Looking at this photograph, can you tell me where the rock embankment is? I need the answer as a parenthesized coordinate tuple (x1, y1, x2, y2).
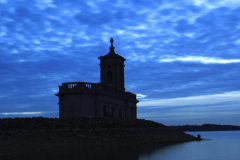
(0, 117, 198, 154)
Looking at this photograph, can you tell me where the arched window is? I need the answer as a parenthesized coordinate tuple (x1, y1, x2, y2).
(107, 71, 112, 84)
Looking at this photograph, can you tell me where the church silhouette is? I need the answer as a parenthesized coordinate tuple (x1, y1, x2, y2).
(56, 38, 138, 119)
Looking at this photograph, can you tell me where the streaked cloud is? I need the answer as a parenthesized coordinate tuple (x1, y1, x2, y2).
(136, 94, 147, 99)
(138, 91, 240, 107)
(1, 112, 43, 115)
(137, 91, 240, 125)
(159, 56, 240, 64)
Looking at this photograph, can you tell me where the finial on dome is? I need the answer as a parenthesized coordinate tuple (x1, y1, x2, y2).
(110, 38, 114, 46)
(108, 38, 115, 55)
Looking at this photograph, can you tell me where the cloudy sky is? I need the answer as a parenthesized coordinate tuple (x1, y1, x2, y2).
(0, 0, 239, 126)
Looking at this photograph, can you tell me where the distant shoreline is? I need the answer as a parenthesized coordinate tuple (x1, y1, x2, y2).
(169, 124, 240, 132)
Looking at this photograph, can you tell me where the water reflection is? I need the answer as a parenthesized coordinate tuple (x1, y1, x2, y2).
(1, 143, 172, 160)
(3, 131, 239, 160)
(140, 131, 240, 160)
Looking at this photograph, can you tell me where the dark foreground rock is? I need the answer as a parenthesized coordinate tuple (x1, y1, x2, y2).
(0, 117, 198, 155)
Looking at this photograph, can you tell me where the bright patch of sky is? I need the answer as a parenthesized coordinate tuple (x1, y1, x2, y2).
(159, 56, 240, 64)
(192, 0, 240, 9)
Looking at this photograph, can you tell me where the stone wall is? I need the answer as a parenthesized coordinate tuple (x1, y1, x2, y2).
(56, 82, 138, 119)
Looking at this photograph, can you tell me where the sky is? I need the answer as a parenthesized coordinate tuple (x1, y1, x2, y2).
(0, 0, 239, 126)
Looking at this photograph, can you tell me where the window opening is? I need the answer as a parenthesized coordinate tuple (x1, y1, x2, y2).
(107, 71, 112, 84)
(112, 107, 114, 117)
(119, 109, 122, 118)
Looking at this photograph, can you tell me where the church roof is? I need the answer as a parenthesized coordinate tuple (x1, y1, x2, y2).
(98, 38, 126, 61)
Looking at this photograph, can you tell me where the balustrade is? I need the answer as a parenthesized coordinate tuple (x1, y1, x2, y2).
(59, 82, 136, 100)
(68, 83, 77, 89)
(60, 82, 97, 92)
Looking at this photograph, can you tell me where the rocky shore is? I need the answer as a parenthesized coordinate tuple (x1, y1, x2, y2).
(0, 117, 199, 155)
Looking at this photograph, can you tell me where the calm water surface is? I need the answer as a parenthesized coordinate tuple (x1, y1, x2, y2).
(2, 130, 240, 160)
(139, 130, 240, 160)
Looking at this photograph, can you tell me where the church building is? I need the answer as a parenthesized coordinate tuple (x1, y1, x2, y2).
(55, 38, 138, 119)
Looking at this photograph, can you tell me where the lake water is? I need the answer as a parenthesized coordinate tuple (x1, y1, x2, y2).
(1, 130, 240, 160)
(140, 130, 240, 160)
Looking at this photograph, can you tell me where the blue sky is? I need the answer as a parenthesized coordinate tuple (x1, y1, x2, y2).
(0, 0, 239, 126)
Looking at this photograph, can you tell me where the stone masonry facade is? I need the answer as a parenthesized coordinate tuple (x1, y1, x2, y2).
(55, 38, 138, 119)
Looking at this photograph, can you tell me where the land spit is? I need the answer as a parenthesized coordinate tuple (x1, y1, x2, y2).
(0, 117, 199, 155)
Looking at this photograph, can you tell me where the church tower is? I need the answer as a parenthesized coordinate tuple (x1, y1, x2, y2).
(98, 38, 126, 91)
